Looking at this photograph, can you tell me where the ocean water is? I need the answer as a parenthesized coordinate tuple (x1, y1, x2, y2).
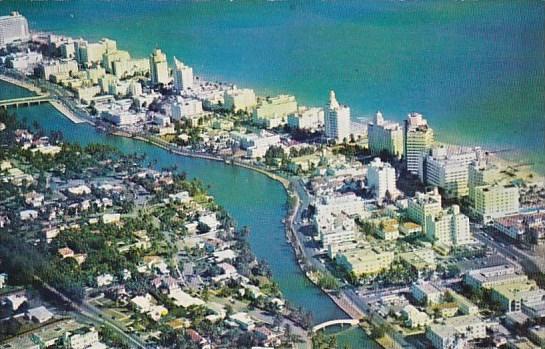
(0, 0, 542, 170)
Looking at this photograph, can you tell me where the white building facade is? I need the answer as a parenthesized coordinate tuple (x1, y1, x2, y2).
(426, 205, 471, 246)
(149, 48, 169, 86)
(0, 12, 29, 47)
(173, 57, 193, 91)
(420, 145, 478, 199)
(367, 111, 404, 159)
(324, 90, 351, 142)
(404, 112, 434, 175)
(366, 157, 398, 201)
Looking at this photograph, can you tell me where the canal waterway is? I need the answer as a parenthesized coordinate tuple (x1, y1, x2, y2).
(2, 82, 377, 347)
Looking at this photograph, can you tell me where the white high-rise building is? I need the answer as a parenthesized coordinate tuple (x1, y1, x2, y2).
(420, 145, 478, 199)
(173, 57, 193, 92)
(324, 90, 351, 142)
(0, 12, 29, 47)
(405, 112, 434, 175)
(426, 205, 471, 246)
(149, 48, 169, 86)
(77, 38, 116, 66)
(366, 157, 398, 201)
(367, 111, 404, 159)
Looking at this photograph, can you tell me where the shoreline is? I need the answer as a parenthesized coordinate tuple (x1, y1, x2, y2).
(0, 74, 42, 95)
(3, 73, 541, 337)
(4, 69, 540, 347)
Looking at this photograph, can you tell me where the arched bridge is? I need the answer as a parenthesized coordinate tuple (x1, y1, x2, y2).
(312, 319, 360, 332)
(0, 95, 52, 109)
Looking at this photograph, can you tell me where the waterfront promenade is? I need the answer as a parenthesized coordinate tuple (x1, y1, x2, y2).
(0, 74, 42, 94)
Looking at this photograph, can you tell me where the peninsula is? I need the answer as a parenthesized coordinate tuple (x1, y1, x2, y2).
(1, 11, 545, 349)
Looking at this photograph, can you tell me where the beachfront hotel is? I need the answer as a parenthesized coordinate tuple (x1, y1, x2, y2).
(173, 57, 193, 92)
(77, 38, 117, 67)
(252, 95, 298, 129)
(324, 90, 351, 142)
(149, 48, 169, 86)
(287, 106, 324, 131)
(223, 87, 257, 113)
(0, 12, 29, 47)
(419, 145, 478, 199)
(473, 183, 520, 224)
(404, 112, 434, 175)
(367, 111, 404, 159)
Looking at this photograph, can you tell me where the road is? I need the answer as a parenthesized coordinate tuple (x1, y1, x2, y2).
(473, 226, 545, 274)
(35, 277, 148, 349)
(291, 178, 328, 273)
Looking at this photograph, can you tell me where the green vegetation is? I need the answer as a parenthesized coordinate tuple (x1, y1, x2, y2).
(264, 145, 287, 166)
(312, 331, 338, 349)
(317, 272, 340, 291)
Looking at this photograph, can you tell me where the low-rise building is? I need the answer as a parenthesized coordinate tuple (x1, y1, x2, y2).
(426, 315, 487, 349)
(399, 248, 436, 273)
(67, 327, 103, 349)
(287, 106, 324, 131)
(252, 95, 297, 129)
(223, 87, 256, 112)
(335, 247, 394, 276)
(464, 264, 528, 290)
(171, 99, 204, 122)
(229, 312, 256, 331)
(493, 212, 545, 242)
(37, 59, 79, 81)
(376, 219, 400, 241)
(402, 304, 431, 328)
(528, 327, 545, 348)
(411, 281, 443, 305)
(230, 130, 281, 159)
(448, 291, 479, 315)
(0, 319, 85, 349)
(26, 306, 54, 323)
